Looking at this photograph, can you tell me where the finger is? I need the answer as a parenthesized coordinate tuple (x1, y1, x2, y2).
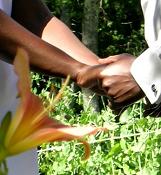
(102, 76, 130, 97)
(102, 75, 128, 88)
(105, 87, 144, 114)
(114, 82, 141, 99)
(114, 88, 144, 107)
(106, 81, 135, 98)
(102, 76, 143, 105)
(76, 64, 106, 88)
(98, 55, 121, 64)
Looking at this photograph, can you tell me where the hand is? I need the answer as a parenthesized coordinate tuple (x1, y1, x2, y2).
(76, 54, 134, 91)
(99, 54, 145, 112)
(99, 53, 135, 76)
(76, 64, 107, 95)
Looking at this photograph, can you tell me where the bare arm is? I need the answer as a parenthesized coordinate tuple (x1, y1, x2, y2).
(0, 0, 108, 93)
(41, 17, 99, 65)
(0, 9, 84, 81)
(11, 0, 99, 65)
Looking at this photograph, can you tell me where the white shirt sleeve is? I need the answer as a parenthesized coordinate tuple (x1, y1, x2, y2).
(133, 0, 161, 104)
(130, 44, 161, 104)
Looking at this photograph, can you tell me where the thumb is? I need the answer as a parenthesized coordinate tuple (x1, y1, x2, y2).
(98, 56, 120, 64)
(76, 64, 106, 88)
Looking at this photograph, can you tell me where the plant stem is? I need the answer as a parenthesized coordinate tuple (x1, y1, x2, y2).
(0, 148, 7, 163)
(0, 160, 8, 175)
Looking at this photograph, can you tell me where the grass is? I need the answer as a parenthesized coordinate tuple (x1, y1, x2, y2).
(34, 78, 161, 175)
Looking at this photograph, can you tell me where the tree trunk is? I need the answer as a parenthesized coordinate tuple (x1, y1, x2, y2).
(82, 0, 100, 112)
(60, 2, 81, 113)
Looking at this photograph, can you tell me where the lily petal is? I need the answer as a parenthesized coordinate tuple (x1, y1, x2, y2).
(5, 48, 31, 144)
(8, 126, 104, 160)
(4, 48, 107, 161)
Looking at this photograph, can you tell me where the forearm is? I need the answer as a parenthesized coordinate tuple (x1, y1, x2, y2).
(0, 10, 85, 81)
(41, 17, 99, 65)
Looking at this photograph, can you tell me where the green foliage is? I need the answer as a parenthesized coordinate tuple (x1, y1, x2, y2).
(0, 112, 11, 145)
(44, 0, 147, 56)
(30, 0, 161, 174)
(98, 0, 147, 57)
(37, 84, 161, 174)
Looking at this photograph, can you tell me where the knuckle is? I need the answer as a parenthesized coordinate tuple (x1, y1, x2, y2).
(107, 89, 115, 97)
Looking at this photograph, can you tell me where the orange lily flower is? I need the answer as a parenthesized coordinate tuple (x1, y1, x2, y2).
(0, 48, 105, 163)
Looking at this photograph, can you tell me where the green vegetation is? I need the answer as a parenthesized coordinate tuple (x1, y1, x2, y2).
(31, 0, 161, 174)
(36, 84, 161, 175)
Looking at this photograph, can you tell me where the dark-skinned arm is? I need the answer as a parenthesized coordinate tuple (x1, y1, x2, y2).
(0, 0, 107, 91)
(0, 8, 84, 80)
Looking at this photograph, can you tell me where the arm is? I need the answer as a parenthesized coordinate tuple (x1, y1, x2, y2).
(41, 17, 99, 65)
(0, 9, 83, 80)
(0, 0, 107, 93)
(12, 0, 99, 66)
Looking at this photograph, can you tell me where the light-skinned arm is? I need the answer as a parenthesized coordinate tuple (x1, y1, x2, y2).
(12, 0, 99, 66)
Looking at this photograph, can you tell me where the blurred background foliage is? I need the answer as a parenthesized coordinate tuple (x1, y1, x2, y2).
(43, 0, 147, 56)
(31, 1, 161, 175)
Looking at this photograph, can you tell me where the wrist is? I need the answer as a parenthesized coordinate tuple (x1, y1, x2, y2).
(71, 63, 88, 84)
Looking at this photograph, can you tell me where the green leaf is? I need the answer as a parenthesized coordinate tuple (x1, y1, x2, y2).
(107, 143, 122, 159)
(0, 112, 12, 144)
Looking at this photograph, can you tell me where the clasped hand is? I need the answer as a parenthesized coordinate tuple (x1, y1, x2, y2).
(77, 53, 145, 116)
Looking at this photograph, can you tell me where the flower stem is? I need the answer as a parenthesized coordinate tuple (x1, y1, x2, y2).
(0, 160, 8, 175)
(0, 146, 7, 163)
